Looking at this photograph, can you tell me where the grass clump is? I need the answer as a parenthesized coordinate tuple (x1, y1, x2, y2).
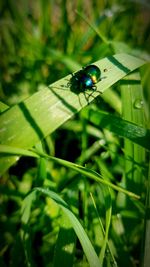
(0, 1, 150, 267)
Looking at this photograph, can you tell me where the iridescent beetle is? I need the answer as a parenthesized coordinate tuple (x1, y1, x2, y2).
(69, 65, 101, 92)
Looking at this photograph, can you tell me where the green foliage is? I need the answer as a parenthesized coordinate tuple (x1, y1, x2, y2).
(0, 1, 150, 267)
(0, 54, 146, 174)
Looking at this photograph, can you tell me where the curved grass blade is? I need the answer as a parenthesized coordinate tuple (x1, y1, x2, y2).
(34, 187, 102, 267)
(0, 145, 140, 200)
(0, 54, 146, 174)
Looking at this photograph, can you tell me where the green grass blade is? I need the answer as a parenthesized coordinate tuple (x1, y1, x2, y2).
(0, 145, 140, 199)
(21, 191, 37, 267)
(0, 145, 39, 158)
(34, 187, 102, 267)
(76, 10, 108, 44)
(119, 72, 147, 266)
(90, 193, 117, 267)
(0, 101, 9, 113)
(82, 108, 150, 150)
(142, 160, 150, 267)
(98, 185, 112, 265)
(116, 71, 146, 210)
(0, 54, 146, 174)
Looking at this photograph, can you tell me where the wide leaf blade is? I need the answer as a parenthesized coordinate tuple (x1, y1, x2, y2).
(0, 54, 146, 174)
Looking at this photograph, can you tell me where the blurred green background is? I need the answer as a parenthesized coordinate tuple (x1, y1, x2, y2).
(1, 0, 150, 105)
(0, 1, 150, 267)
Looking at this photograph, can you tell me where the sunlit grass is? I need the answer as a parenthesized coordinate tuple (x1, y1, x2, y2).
(0, 1, 149, 267)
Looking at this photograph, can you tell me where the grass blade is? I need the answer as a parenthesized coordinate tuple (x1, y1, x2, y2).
(0, 54, 146, 174)
(34, 187, 102, 267)
(0, 145, 140, 199)
(21, 191, 37, 267)
(82, 108, 150, 150)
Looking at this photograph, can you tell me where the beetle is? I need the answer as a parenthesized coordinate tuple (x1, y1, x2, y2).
(69, 64, 101, 92)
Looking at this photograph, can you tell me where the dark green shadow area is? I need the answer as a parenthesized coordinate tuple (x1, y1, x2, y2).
(19, 102, 45, 140)
(108, 55, 131, 73)
(120, 79, 141, 85)
(49, 86, 79, 113)
(53, 227, 76, 267)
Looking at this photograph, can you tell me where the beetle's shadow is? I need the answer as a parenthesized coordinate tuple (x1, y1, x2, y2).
(50, 70, 103, 107)
(52, 75, 89, 106)
(66, 73, 103, 105)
